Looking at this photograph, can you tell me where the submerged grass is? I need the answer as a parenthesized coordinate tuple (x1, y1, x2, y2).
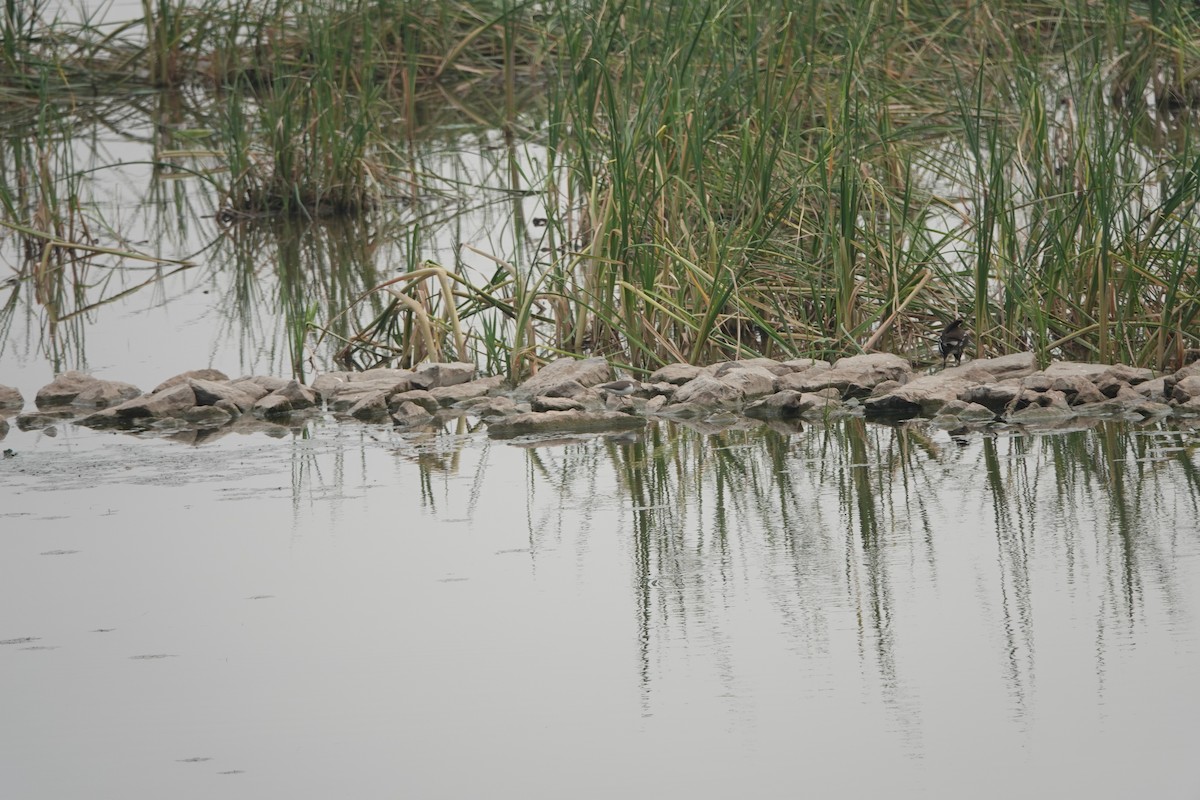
(2, 0, 1200, 376)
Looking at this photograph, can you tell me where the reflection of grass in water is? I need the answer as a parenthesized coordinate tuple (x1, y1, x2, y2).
(467, 417, 1198, 714)
(3, 0, 1200, 374)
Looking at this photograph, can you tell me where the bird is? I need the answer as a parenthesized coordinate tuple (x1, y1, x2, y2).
(596, 379, 639, 398)
(939, 319, 970, 368)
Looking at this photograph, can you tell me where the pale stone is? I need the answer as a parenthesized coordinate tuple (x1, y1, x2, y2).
(415, 361, 476, 388)
(0, 384, 22, 410)
(487, 409, 646, 438)
(114, 383, 197, 419)
(152, 369, 229, 393)
(647, 363, 705, 385)
(515, 357, 613, 398)
(35, 371, 99, 407)
(71, 380, 142, 409)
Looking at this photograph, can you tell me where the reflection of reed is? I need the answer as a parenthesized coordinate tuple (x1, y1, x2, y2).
(470, 418, 1200, 740)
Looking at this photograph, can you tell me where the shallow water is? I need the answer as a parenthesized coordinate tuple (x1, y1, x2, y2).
(3, 416, 1199, 798)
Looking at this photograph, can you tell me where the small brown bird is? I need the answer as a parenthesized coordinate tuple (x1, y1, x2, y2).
(939, 319, 970, 368)
(597, 379, 639, 397)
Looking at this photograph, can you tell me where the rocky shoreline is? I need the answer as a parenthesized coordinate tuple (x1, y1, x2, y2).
(3, 352, 1200, 444)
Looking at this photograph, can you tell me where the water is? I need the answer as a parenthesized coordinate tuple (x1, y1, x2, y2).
(3, 417, 1199, 798)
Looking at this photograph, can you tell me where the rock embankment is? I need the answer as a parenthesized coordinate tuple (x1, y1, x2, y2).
(3, 352, 1199, 442)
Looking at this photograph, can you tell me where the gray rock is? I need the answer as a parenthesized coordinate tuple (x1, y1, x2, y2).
(648, 363, 706, 385)
(347, 390, 390, 422)
(1048, 375, 1107, 405)
(533, 395, 586, 412)
(0, 384, 25, 410)
(189, 378, 259, 412)
(71, 380, 142, 409)
(535, 379, 591, 399)
(1041, 361, 1109, 382)
(431, 375, 505, 407)
(463, 396, 522, 418)
(945, 352, 1036, 381)
(273, 380, 318, 409)
(714, 365, 777, 399)
(779, 358, 831, 374)
(960, 383, 1026, 413)
(390, 390, 441, 414)
(1171, 375, 1200, 403)
(931, 400, 997, 423)
(152, 369, 229, 393)
(711, 358, 790, 377)
(1134, 377, 1168, 401)
(182, 405, 234, 426)
(391, 401, 434, 426)
(644, 395, 668, 413)
(514, 357, 613, 398)
(227, 380, 271, 401)
(779, 352, 911, 398)
(672, 374, 746, 406)
(416, 361, 476, 388)
(863, 372, 976, 416)
(487, 409, 646, 438)
(1102, 364, 1153, 386)
(313, 368, 429, 403)
(237, 375, 291, 393)
(35, 371, 99, 407)
(254, 394, 294, 417)
(746, 390, 835, 419)
(114, 383, 198, 419)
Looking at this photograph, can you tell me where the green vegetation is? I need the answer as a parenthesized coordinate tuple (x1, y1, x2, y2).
(2, 0, 1199, 378)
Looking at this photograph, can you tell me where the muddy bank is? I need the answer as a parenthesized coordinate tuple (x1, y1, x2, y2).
(3, 352, 1199, 444)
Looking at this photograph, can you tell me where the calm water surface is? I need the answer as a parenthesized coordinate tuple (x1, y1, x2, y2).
(2, 416, 1198, 798)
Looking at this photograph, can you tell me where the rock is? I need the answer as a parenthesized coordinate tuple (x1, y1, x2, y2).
(644, 395, 668, 413)
(746, 390, 833, 419)
(532, 396, 586, 412)
(189, 378, 259, 412)
(416, 361, 476, 388)
(672, 374, 746, 406)
(711, 358, 790, 377)
(960, 383, 1026, 413)
(648, 363, 706, 385)
(72, 380, 142, 409)
(0, 416, 8, 439)
(431, 375, 505, 407)
(1103, 364, 1153, 386)
(390, 390, 441, 414)
(863, 372, 976, 417)
(514, 357, 612, 398)
(1134, 377, 1168, 402)
(347, 390, 390, 422)
(931, 400, 997, 423)
(1041, 361, 1109, 382)
(946, 352, 1036, 381)
(463, 396, 522, 418)
(181, 405, 234, 426)
(0, 384, 24, 410)
(714, 365, 777, 399)
(152, 369, 229, 393)
(272, 380, 318, 409)
(487, 409, 646, 438)
(113, 383, 197, 419)
(1171, 375, 1200, 403)
(35, 371, 100, 407)
(238, 375, 291, 393)
(313, 368, 429, 404)
(535, 379, 592, 399)
(1048, 375, 1107, 405)
(779, 358, 832, 374)
(778, 352, 911, 398)
(391, 401, 434, 426)
(254, 394, 294, 418)
(227, 380, 270, 401)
